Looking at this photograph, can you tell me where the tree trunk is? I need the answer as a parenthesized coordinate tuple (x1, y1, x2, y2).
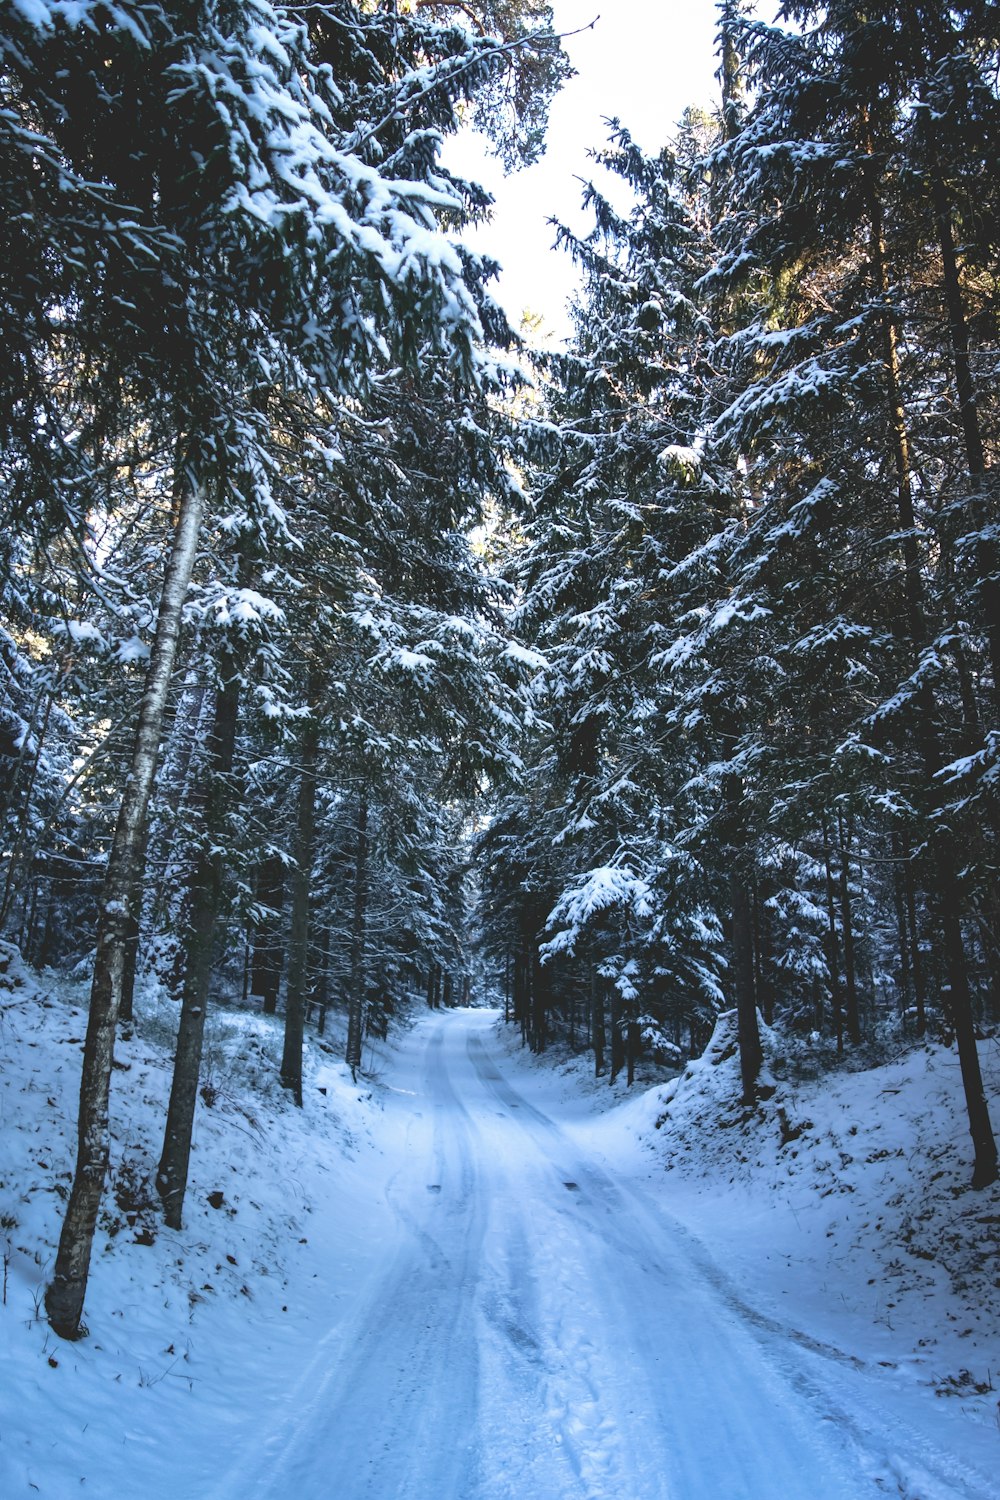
(251, 853, 285, 1015)
(530, 945, 545, 1052)
(752, 884, 773, 1026)
(156, 658, 240, 1228)
(720, 752, 761, 1101)
(730, 866, 761, 1103)
(865, 143, 997, 1184)
(516, 937, 529, 1045)
(590, 970, 605, 1077)
(344, 794, 369, 1079)
(939, 888, 998, 1188)
(626, 1013, 639, 1086)
(0, 683, 56, 928)
(609, 988, 625, 1083)
(928, 155, 1000, 712)
(891, 832, 914, 1027)
(313, 924, 330, 1036)
(46, 464, 205, 1340)
(145, 675, 211, 929)
(838, 814, 861, 1047)
(279, 682, 321, 1106)
(117, 875, 143, 1031)
(904, 856, 927, 1039)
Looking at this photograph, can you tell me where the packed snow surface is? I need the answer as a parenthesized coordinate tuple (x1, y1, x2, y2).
(1, 983, 998, 1498)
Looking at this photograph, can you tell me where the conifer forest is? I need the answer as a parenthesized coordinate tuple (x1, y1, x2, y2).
(1, 3, 999, 1497)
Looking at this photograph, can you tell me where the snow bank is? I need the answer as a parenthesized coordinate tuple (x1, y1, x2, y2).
(0, 943, 401, 1497)
(586, 1011, 1000, 1429)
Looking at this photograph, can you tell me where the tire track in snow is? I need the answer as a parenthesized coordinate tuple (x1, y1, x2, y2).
(210, 1014, 998, 1500)
(210, 1021, 488, 1500)
(464, 1022, 999, 1500)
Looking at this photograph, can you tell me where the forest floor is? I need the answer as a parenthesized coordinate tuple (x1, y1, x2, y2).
(1, 950, 998, 1499)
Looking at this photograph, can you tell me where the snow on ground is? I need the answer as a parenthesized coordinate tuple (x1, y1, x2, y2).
(500, 1013, 1000, 1451)
(2, 947, 999, 1500)
(0, 941, 401, 1498)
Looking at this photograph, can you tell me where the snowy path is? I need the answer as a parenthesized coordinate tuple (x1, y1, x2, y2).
(213, 1011, 998, 1500)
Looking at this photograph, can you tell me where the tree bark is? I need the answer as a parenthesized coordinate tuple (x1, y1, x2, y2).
(609, 986, 624, 1083)
(626, 1013, 639, 1086)
(156, 657, 240, 1228)
(730, 866, 762, 1103)
(865, 141, 997, 1184)
(590, 969, 605, 1077)
(927, 154, 1000, 713)
(117, 875, 143, 1031)
(752, 885, 773, 1026)
(280, 686, 321, 1105)
(904, 855, 927, 1039)
(939, 889, 998, 1188)
(530, 944, 545, 1053)
(823, 833, 846, 1058)
(838, 814, 861, 1047)
(45, 464, 205, 1340)
(345, 794, 369, 1079)
(251, 853, 285, 1014)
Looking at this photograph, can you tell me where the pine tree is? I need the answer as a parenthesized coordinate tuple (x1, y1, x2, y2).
(28, 0, 539, 1337)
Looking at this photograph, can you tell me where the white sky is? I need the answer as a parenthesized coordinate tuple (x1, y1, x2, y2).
(445, 1, 723, 342)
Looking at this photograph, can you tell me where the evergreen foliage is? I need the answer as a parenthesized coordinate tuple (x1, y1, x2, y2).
(0, 0, 997, 1345)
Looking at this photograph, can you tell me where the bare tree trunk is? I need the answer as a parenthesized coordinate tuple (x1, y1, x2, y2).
(752, 885, 773, 1025)
(590, 970, 604, 1077)
(531, 945, 545, 1053)
(928, 155, 1000, 711)
(313, 925, 330, 1036)
(145, 675, 211, 929)
(280, 685, 321, 1106)
(891, 832, 913, 1028)
(251, 853, 285, 1015)
(626, 1012, 639, 1086)
(730, 866, 761, 1102)
(344, 795, 369, 1079)
(939, 891, 998, 1187)
(864, 143, 996, 1184)
(0, 682, 56, 929)
(117, 875, 143, 1031)
(904, 856, 927, 1038)
(609, 986, 624, 1083)
(838, 814, 861, 1047)
(46, 465, 205, 1340)
(823, 836, 845, 1056)
(157, 658, 240, 1228)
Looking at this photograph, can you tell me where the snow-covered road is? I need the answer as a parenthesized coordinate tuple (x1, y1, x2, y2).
(212, 1010, 999, 1500)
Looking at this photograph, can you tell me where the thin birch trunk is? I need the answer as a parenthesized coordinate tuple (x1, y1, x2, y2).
(46, 466, 205, 1340)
